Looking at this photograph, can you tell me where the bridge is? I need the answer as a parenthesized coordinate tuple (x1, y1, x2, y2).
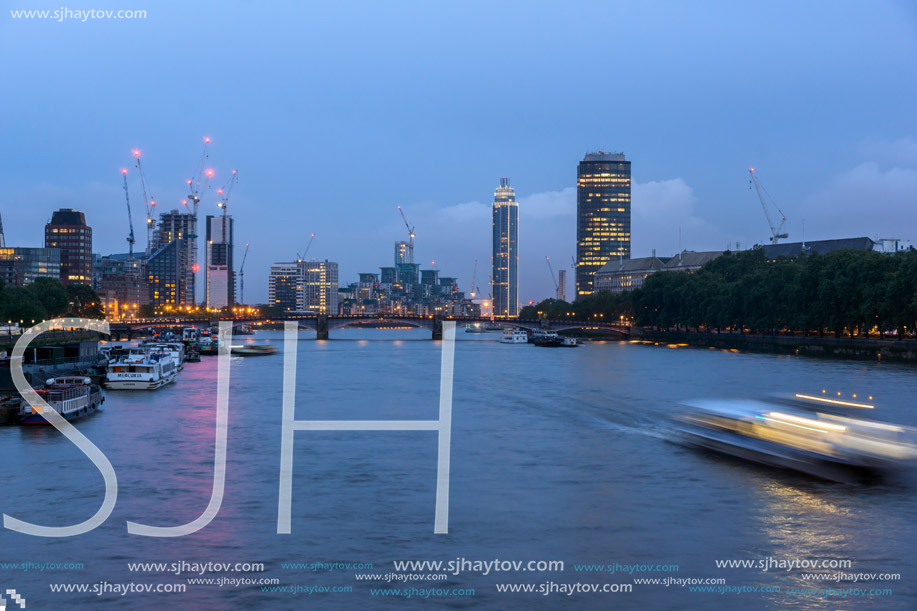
(108, 315, 630, 340)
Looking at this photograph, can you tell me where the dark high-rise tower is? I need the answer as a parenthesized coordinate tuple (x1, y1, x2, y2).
(45, 208, 92, 285)
(576, 152, 631, 296)
(492, 177, 518, 317)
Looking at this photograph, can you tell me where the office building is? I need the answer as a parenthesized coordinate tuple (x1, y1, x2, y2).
(147, 241, 186, 308)
(492, 177, 519, 317)
(205, 214, 234, 309)
(45, 208, 92, 285)
(576, 152, 631, 296)
(0, 247, 61, 287)
(557, 268, 567, 302)
(95, 254, 149, 318)
(153, 209, 197, 306)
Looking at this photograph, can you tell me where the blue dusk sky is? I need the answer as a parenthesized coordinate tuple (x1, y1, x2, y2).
(1, 1, 915, 303)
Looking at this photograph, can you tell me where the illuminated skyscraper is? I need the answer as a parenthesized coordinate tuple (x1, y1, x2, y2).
(576, 152, 631, 296)
(492, 177, 518, 317)
(44, 208, 92, 285)
(153, 209, 197, 306)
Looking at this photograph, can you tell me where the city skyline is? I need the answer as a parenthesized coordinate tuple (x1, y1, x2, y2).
(1, 1, 915, 304)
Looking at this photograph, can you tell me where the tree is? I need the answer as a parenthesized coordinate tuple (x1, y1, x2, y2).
(2, 287, 47, 324)
(66, 283, 104, 319)
(25, 277, 68, 318)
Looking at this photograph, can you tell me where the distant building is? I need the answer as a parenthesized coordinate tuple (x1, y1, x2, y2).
(94, 254, 148, 318)
(0, 247, 61, 287)
(492, 177, 518, 317)
(45, 208, 92, 285)
(395, 241, 414, 265)
(557, 268, 567, 302)
(301, 260, 339, 314)
(576, 152, 631, 296)
(268, 262, 301, 313)
(267, 260, 339, 314)
(761, 237, 876, 259)
(873, 238, 911, 254)
(0, 213, 5, 248)
(153, 209, 197, 306)
(595, 256, 666, 293)
(663, 250, 725, 272)
(205, 214, 234, 309)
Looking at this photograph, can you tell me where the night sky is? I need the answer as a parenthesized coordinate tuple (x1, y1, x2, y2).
(1, 1, 915, 303)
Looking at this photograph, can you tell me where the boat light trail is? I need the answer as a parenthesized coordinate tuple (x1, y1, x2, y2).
(795, 393, 874, 409)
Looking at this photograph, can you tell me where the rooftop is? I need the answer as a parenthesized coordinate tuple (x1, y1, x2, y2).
(583, 151, 626, 162)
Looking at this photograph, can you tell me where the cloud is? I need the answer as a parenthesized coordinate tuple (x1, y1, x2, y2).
(801, 160, 917, 241)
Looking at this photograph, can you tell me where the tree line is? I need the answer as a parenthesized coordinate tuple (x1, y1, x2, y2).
(0, 277, 104, 324)
(519, 248, 917, 338)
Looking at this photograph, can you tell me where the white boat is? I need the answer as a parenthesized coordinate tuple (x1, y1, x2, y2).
(465, 323, 484, 334)
(141, 341, 186, 370)
(674, 397, 917, 481)
(105, 352, 178, 390)
(500, 328, 529, 344)
(561, 337, 579, 347)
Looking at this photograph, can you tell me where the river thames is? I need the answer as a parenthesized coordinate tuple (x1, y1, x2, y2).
(1, 329, 915, 610)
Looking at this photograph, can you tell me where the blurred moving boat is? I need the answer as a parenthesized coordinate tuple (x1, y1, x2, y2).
(19, 376, 104, 424)
(673, 395, 917, 481)
(230, 344, 276, 356)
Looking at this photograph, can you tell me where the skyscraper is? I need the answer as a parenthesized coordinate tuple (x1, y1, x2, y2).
(205, 214, 234, 309)
(576, 152, 631, 296)
(45, 208, 92, 285)
(153, 209, 197, 306)
(492, 177, 518, 317)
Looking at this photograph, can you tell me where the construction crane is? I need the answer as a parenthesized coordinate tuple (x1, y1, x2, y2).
(397, 205, 415, 245)
(749, 168, 788, 244)
(545, 256, 560, 300)
(238, 242, 250, 305)
(469, 260, 478, 298)
(121, 169, 136, 256)
(297, 233, 316, 261)
(216, 169, 238, 244)
(186, 136, 213, 218)
(131, 148, 157, 256)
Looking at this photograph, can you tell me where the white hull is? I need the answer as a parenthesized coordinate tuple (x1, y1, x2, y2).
(104, 373, 176, 390)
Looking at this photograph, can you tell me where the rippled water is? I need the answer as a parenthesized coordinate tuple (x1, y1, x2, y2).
(1, 329, 915, 610)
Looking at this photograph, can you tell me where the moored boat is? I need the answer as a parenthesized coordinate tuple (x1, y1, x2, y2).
(500, 328, 529, 344)
(18, 376, 104, 424)
(104, 352, 177, 390)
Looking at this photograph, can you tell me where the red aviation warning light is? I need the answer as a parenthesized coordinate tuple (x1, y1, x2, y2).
(121, 168, 128, 175)
(181, 200, 188, 206)
(205, 168, 214, 178)
(132, 149, 141, 157)
(192, 264, 200, 273)
(204, 137, 211, 144)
